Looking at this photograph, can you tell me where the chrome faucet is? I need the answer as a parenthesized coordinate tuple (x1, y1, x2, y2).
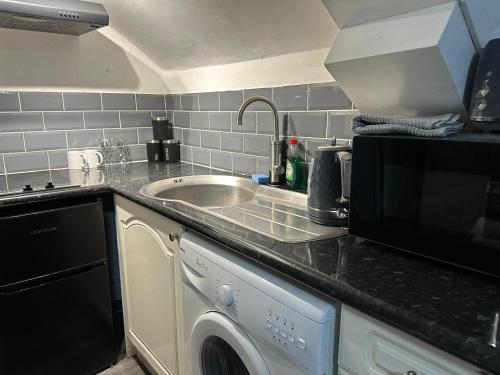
(237, 96, 284, 185)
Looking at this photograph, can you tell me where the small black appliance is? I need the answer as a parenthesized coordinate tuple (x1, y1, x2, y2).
(470, 38, 500, 131)
(307, 139, 352, 226)
(349, 134, 500, 277)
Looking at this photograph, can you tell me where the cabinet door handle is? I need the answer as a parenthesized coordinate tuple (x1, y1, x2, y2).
(169, 232, 180, 242)
(403, 372, 417, 375)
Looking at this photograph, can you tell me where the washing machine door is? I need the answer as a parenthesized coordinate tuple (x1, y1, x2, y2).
(191, 312, 271, 375)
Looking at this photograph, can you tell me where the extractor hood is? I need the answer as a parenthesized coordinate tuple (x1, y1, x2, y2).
(0, 0, 109, 36)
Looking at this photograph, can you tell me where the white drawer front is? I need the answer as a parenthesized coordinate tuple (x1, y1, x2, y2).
(339, 305, 483, 375)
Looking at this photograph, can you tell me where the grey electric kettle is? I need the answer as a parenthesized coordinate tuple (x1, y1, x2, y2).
(307, 138, 352, 226)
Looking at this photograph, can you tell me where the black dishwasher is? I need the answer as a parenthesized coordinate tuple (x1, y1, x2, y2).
(0, 201, 116, 375)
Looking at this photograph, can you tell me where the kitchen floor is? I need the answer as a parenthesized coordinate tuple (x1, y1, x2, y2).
(97, 357, 149, 375)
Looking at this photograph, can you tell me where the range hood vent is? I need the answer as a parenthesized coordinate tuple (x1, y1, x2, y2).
(0, 0, 109, 36)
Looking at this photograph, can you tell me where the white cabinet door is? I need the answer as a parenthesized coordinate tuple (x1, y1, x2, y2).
(339, 305, 483, 375)
(116, 196, 183, 375)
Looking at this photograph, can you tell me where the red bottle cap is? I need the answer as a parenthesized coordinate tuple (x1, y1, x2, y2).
(289, 137, 298, 145)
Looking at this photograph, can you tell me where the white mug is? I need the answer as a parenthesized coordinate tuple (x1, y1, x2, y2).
(82, 149, 104, 169)
(67, 151, 87, 170)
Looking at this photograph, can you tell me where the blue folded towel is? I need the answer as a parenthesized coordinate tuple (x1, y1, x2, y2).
(352, 113, 464, 138)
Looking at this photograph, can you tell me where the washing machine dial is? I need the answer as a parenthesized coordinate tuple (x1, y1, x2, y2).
(217, 284, 233, 306)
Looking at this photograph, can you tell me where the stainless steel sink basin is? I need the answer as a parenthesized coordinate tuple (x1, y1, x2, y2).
(141, 175, 346, 243)
(140, 175, 258, 208)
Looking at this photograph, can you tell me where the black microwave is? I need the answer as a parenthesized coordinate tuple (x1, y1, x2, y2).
(349, 134, 500, 277)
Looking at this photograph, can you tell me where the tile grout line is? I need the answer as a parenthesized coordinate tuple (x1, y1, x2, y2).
(2, 155, 9, 190)
(17, 92, 22, 111)
(64, 130, 69, 149)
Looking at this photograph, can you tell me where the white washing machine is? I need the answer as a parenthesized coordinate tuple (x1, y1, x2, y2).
(179, 232, 338, 375)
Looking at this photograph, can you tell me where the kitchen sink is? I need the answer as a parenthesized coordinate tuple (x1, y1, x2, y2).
(140, 175, 347, 243)
(141, 175, 258, 208)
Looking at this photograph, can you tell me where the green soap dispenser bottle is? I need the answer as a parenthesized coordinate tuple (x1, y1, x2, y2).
(285, 137, 308, 190)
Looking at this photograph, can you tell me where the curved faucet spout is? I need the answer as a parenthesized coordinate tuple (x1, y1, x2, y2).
(237, 96, 284, 185)
(237, 96, 280, 141)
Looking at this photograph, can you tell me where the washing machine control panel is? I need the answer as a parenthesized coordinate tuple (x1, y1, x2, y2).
(210, 264, 334, 375)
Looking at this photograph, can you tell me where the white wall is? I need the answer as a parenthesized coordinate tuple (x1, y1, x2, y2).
(162, 48, 334, 94)
(0, 27, 166, 93)
(460, 0, 500, 47)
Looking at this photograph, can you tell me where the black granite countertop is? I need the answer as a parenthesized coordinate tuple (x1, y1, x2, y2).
(1, 162, 499, 373)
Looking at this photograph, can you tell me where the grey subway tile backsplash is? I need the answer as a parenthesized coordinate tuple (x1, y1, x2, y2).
(121, 111, 151, 128)
(174, 111, 190, 128)
(102, 93, 136, 110)
(84, 111, 120, 129)
(288, 112, 327, 138)
(0, 84, 354, 177)
(231, 112, 256, 133)
(165, 94, 181, 110)
(256, 112, 287, 136)
(0, 175, 6, 192)
(0, 133, 24, 153)
(63, 93, 101, 111)
(20, 92, 63, 111)
(152, 111, 167, 118)
(48, 150, 69, 169)
(44, 112, 83, 130)
(200, 131, 220, 150)
(0, 113, 43, 132)
(211, 150, 232, 171)
(138, 128, 153, 143)
(0, 92, 20, 111)
(273, 85, 307, 111)
(180, 145, 192, 162)
(192, 147, 210, 166)
(209, 112, 231, 131)
(257, 158, 270, 174)
(129, 144, 147, 161)
(67, 129, 103, 149)
(221, 132, 243, 153)
(182, 129, 201, 147)
(232, 154, 257, 175)
(136, 94, 165, 110)
(164, 82, 354, 175)
(308, 83, 352, 110)
(199, 92, 219, 111)
(25, 131, 66, 151)
(4, 151, 49, 173)
(191, 112, 209, 130)
(220, 91, 243, 111)
(243, 88, 272, 110)
(173, 127, 183, 141)
(181, 94, 198, 111)
(6, 171, 50, 191)
(243, 134, 270, 157)
(327, 112, 356, 140)
(104, 128, 138, 145)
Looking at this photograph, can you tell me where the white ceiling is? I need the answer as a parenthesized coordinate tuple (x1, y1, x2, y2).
(93, 0, 337, 71)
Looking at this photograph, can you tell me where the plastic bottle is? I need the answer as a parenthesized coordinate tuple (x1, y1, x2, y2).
(285, 137, 308, 191)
